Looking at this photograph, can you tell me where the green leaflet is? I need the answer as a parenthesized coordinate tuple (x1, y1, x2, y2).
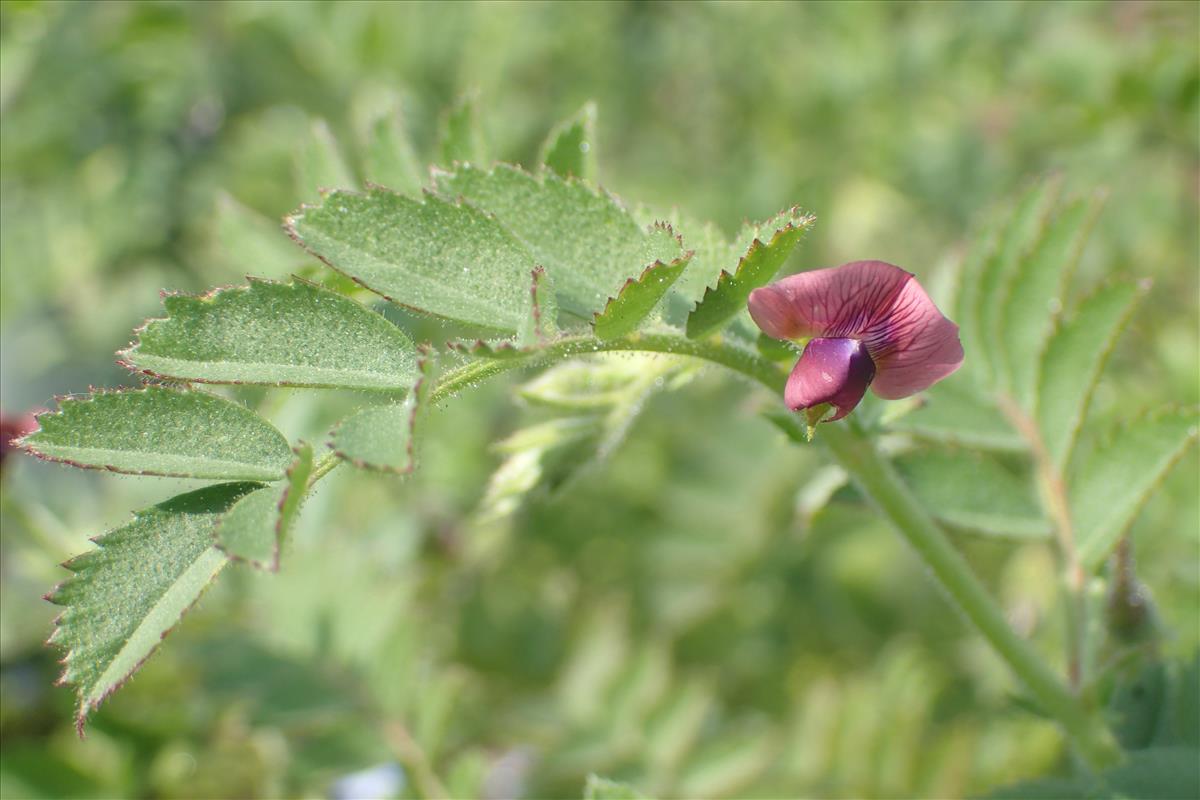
(432, 163, 682, 318)
(21, 387, 292, 481)
(685, 207, 815, 339)
(286, 187, 534, 332)
(885, 376, 1025, 453)
(594, 246, 694, 340)
(332, 356, 434, 473)
(46, 482, 257, 731)
(518, 266, 560, 346)
(986, 747, 1199, 800)
(895, 450, 1051, 539)
(1037, 281, 1147, 470)
(361, 99, 423, 196)
(584, 775, 647, 800)
(998, 194, 1102, 404)
(296, 118, 356, 197)
(214, 443, 313, 571)
(438, 93, 487, 166)
(122, 278, 418, 390)
(1073, 408, 1199, 572)
(972, 178, 1060, 382)
(214, 192, 304, 278)
(541, 101, 598, 182)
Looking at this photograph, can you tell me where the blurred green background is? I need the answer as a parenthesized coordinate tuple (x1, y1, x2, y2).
(1, 2, 1196, 798)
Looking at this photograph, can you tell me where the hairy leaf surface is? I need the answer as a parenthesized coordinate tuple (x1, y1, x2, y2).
(287, 187, 534, 331)
(433, 163, 682, 317)
(214, 443, 313, 571)
(123, 279, 418, 390)
(594, 246, 693, 340)
(685, 207, 814, 339)
(22, 388, 292, 481)
(47, 482, 258, 730)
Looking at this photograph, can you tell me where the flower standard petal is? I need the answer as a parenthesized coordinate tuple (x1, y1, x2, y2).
(747, 260, 912, 341)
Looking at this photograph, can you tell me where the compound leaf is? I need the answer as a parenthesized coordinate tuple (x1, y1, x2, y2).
(541, 101, 598, 182)
(1074, 407, 1199, 572)
(685, 207, 814, 339)
(214, 443, 313, 571)
(21, 387, 292, 481)
(1037, 280, 1148, 470)
(286, 186, 534, 331)
(885, 375, 1025, 452)
(122, 278, 418, 390)
(47, 482, 257, 732)
(433, 163, 682, 317)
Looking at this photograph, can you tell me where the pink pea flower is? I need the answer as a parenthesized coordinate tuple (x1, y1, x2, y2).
(748, 260, 963, 427)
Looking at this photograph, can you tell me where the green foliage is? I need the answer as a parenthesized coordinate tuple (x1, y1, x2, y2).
(47, 483, 258, 730)
(214, 443, 313, 571)
(2, 5, 1197, 797)
(1036, 281, 1148, 470)
(543, 102, 599, 182)
(438, 92, 487, 166)
(21, 387, 293, 481)
(122, 279, 419, 390)
(433, 163, 684, 318)
(585, 774, 647, 800)
(1073, 408, 1198, 571)
(685, 208, 815, 339)
(987, 747, 1200, 800)
(593, 243, 693, 340)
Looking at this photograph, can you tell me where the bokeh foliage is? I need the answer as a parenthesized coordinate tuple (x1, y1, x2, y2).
(1, 2, 1196, 798)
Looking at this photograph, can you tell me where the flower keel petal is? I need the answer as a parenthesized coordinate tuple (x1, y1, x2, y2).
(784, 338, 876, 422)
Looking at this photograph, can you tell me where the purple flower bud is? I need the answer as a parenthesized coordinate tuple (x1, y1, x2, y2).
(749, 260, 963, 424)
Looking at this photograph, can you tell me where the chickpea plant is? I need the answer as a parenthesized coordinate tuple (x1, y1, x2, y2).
(17, 100, 1198, 796)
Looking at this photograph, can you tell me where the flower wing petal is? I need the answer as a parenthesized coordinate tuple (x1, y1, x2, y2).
(865, 277, 964, 399)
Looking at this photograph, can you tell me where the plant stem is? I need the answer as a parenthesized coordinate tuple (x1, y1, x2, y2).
(304, 329, 1122, 769)
(817, 419, 1121, 770)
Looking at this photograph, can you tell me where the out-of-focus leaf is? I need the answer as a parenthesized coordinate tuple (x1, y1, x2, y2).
(685, 207, 814, 339)
(214, 192, 303, 277)
(584, 774, 647, 800)
(438, 93, 486, 166)
(973, 178, 1060, 382)
(886, 378, 1025, 452)
(47, 482, 257, 731)
(999, 194, 1101, 404)
(1036, 281, 1147, 470)
(433, 163, 682, 317)
(1074, 407, 1199, 571)
(1102, 747, 1200, 800)
(122, 278, 418, 390)
(541, 101, 598, 182)
(286, 187, 534, 331)
(676, 723, 777, 798)
(594, 245, 693, 340)
(296, 118, 356, 197)
(214, 443, 313, 571)
(361, 101, 423, 196)
(21, 387, 292, 481)
(896, 450, 1051, 539)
